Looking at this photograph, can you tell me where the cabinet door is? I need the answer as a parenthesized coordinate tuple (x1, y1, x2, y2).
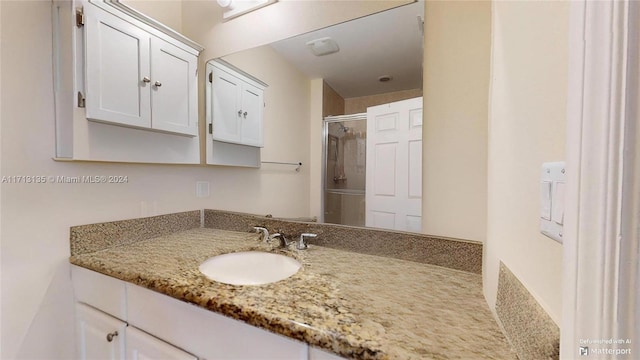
(150, 37, 198, 136)
(239, 82, 264, 147)
(126, 326, 197, 360)
(85, 5, 151, 129)
(211, 68, 242, 144)
(76, 303, 126, 360)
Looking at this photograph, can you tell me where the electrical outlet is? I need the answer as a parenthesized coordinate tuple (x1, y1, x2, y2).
(196, 181, 210, 198)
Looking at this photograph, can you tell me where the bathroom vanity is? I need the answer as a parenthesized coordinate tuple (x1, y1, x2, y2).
(69, 211, 515, 359)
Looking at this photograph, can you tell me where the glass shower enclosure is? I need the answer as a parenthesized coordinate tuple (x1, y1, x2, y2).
(322, 114, 367, 226)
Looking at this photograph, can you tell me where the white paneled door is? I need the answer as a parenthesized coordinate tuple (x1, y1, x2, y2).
(365, 97, 423, 232)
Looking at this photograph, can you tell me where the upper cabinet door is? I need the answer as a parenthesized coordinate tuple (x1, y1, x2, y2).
(239, 82, 264, 147)
(85, 6, 151, 128)
(211, 68, 243, 144)
(208, 61, 267, 148)
(150, 37, 198, 136)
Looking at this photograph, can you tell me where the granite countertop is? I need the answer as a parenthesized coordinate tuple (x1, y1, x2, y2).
(70, 228, 515, 359)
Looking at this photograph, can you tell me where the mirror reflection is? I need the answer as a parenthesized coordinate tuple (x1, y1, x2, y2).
(324, 116, 367, 227)
(211, 1, 424, 231)
(265, 1, 424, 101)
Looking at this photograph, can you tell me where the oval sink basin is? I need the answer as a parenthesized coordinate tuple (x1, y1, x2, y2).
(199, 251, 301, 286)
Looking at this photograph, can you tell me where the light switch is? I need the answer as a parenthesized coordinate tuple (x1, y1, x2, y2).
(540, 181, 552, 220)
(552, 181, 566, 225)
(540, 162, 566, 243)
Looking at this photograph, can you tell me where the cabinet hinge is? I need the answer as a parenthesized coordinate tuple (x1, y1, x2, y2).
(75, 7, 84, 28)
(208, 72, 213, 83)
(208, 123, 213, 134)
(77, 92, 86, 108)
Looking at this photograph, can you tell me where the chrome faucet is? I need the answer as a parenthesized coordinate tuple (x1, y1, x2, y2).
(269, 233, 290, 248)
(253, 227, 269, 242)
(298, 233, 317, 250)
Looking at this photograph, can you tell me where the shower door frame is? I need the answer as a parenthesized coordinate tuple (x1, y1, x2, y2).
(321, 113, 367, 224)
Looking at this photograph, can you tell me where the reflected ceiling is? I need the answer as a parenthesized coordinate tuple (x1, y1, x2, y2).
(269, 1, 424, 98)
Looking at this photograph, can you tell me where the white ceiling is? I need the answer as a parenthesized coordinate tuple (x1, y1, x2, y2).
(269, 1, 424, 99)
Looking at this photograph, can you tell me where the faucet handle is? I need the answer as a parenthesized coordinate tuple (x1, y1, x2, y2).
(298, 233, 317, 250)
(253, 227, 269, 242)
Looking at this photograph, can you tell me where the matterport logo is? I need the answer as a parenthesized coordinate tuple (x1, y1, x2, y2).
(579, 338, 632, 356)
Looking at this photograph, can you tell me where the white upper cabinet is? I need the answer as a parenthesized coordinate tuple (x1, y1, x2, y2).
(84, 3, 198, 137)
(239, 81, 264, 147)
(211, 67, 243, 144)
(150, 37, 198, 136)
(85, 6, 151, 129)
(52, 0, 203, 163)
(208, 60, 266, 147)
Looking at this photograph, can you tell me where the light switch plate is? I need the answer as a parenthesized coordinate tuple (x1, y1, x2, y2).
(540, 181, 552, 220)
(540, 162, 566, 243)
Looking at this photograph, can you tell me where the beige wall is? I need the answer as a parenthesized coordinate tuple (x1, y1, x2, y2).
(324, 86, 422, 117)
(344, 88, 422, 115)
(0, 1, 410, 358)
(323, 82, 345, 118)
(120, 0, 183, 33)
(422, 1, 491, 242)
(221, 46, 311, 203)
(484, 1, 569, 325)
(309, 79, 324, 219)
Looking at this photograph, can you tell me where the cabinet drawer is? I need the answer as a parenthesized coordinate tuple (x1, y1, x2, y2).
(72, 265, 127, 321)
(126, 283, 308, 359)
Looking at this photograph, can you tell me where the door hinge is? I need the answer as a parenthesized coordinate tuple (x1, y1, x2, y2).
(77, 92, 86, 108)
(208, 72, 213, 83)
(208, 123, 213, 134)
(75, 7, 84, 28)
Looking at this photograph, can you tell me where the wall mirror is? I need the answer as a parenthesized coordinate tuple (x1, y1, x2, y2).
(109, 0, 425, 233)
(209, 1, 425, 232)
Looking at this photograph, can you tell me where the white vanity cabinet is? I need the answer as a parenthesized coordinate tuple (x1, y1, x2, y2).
(208, 60, 266, 147)
(75, 304, 197, 360)
(72, 266, 197, 360)
(76, 303, 126, 360)
(71, 265, 315, 360)
(126, 326, 197, 360)
(309, 348, 348, 360)
(84, 3, 198, 136)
